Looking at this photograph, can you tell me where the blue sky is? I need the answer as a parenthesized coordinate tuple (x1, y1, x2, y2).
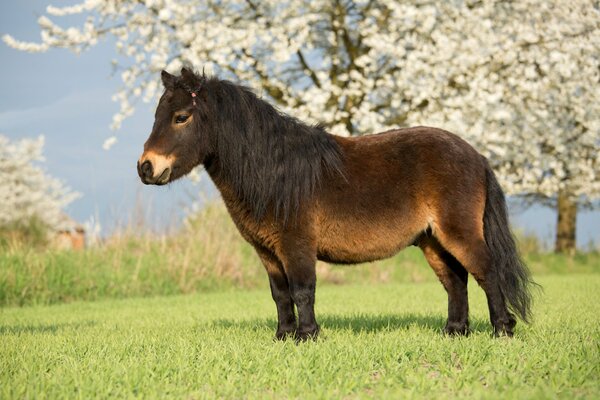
(0, 1, 207, 234)
(1, 1, 598, 246)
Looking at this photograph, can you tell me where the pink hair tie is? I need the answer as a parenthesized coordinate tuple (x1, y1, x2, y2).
(191, 92, 197, 106)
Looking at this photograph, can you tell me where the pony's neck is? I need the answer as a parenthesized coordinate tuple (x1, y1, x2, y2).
(203, 155, 254, 219)
(203, 156, 232, 195)
(203, 154, 222, 183)
(197, 81, 344, 222)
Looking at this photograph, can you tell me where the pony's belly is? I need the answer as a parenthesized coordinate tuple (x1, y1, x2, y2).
(316, 224, 420, 264)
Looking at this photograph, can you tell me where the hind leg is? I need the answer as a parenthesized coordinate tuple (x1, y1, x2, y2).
(419, 236, 469, 335)
(436, 231, 516, 336)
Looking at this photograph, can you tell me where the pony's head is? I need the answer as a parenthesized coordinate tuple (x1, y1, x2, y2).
(138, 67, 343, 221)
(137, 68, 210, 185)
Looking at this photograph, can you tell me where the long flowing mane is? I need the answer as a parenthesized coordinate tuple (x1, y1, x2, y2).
(180, 73, 344, 221)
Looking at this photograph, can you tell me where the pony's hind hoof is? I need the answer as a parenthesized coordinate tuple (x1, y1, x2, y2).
(492, 315, 516, 337)
(493, 328, 514, 338)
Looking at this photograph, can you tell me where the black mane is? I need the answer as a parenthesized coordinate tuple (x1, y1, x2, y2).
(178, 72, 344, 222)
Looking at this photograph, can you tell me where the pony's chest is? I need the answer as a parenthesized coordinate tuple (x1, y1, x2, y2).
(222, 198, 281, 252)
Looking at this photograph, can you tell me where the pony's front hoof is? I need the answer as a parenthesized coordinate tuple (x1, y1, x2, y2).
(444, 322, 470, 336)
(274, 327, 297, 341)
(295, 325, 320, 342)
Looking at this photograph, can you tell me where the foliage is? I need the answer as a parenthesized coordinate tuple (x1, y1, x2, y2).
(3, 0, 599, 209)
(1, 275, 599, 398)
(0, 216, 49, 249)
(1, 201, 598, 307)
(0, 202, 263, 306)
(0, 135, 79, 235)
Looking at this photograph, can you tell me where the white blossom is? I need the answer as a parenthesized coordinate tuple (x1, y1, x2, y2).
(102, 136, 117, 150)
(0, 134, 80, 231)
(3, 0, 599, 206)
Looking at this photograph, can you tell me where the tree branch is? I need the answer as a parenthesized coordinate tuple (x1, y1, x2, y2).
(296, 50, 321, 88)
(238, 49, 287, 104)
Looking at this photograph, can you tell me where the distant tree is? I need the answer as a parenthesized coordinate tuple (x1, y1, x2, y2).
(4, 0, 599, 252)
(0, 135, 80, 235)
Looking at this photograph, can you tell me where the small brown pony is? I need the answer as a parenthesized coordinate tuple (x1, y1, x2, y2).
(138, 68, 535, 340)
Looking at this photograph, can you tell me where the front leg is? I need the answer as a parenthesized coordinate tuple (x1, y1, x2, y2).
(289, 279, 319, 341)
(256, 248, 296, 340)
(278, 247, 319, 341)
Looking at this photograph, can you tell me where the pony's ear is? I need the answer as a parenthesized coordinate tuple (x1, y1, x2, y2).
(180, 67, 203, 91)
(181, 67, 194, 78)
(161, 70, 176, 90)
(180, 67, 200, 84)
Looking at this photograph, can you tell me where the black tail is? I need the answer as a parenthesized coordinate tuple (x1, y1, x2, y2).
(483, 162, 536, 322)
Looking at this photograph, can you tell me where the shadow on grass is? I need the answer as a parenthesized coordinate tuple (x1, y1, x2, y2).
(0, 321, 96, 335)
(204, 313, 490, 335)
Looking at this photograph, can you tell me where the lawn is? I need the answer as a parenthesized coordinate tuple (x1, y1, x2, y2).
(1, 274, 598, 399)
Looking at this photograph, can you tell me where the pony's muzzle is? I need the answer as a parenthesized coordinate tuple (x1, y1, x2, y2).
(137, 152, 173, 185)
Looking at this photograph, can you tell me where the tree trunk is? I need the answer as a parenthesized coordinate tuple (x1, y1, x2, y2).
(555, 190, 577, 254)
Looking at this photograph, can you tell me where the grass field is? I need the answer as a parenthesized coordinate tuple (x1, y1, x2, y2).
(2, 274, 598, 399)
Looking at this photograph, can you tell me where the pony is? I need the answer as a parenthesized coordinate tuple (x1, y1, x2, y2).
(138, 68, 535, 340)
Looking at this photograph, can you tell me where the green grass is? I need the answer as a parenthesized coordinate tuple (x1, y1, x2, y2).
(2, 274, 598, 399)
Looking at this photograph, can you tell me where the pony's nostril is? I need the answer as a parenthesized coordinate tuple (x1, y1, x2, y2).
(141, 160, 153, 178)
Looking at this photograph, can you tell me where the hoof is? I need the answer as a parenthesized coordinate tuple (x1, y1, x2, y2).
(492, 314, 516, 337)
(274, 326, 296, 341)
(444, 322, 469, 336)
(295, 325, 320, 342)
(492, 327, 514, 338)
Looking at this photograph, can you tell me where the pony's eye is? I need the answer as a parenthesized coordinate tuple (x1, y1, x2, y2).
(175, 114, 189, 124)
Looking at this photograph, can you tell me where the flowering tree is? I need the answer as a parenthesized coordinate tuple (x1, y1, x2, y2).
(409, 1, 600, 253)
(0, 135, 80, 233)
(4, 0, 599, 252)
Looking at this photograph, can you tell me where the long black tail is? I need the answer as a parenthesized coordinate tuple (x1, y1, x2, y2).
(483, 161, 536, 322)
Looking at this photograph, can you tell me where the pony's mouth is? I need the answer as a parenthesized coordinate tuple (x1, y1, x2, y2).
(155, 167, 172, 185)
